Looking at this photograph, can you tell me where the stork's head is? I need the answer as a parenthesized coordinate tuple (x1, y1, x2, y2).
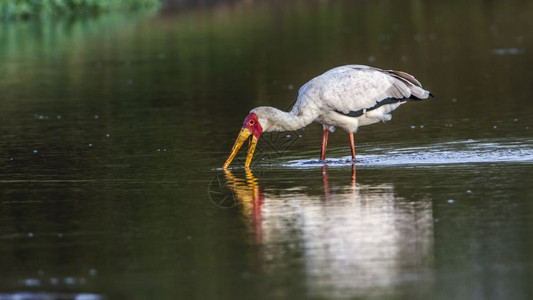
(223, 112, 263, 169)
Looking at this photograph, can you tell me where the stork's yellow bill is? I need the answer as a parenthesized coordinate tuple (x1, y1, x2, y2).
(223, 113, 262, 169)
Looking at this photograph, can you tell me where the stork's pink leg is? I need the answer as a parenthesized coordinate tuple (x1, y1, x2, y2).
(349, 132, 356, 161)
(320, 125, 329, 161)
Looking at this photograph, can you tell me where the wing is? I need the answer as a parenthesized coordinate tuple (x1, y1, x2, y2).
(300, 65, 431, 117)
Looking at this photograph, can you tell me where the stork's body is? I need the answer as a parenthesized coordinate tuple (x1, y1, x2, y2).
(223, 65, 432, 168)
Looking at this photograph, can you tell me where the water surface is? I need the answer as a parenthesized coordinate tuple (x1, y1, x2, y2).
(0, 0, 532, 299)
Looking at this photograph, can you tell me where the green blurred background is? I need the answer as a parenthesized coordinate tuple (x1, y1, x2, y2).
(0, 0, 160, 19)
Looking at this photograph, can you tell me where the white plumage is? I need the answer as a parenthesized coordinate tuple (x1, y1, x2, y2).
(223, 64, 432, 168)
(254, 64, 431, 133)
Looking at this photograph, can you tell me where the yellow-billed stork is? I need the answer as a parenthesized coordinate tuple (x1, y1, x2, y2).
(223, 65, 433, 169)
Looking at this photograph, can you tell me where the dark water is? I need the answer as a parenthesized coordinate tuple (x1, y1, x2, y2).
(1, 1, 532, 299)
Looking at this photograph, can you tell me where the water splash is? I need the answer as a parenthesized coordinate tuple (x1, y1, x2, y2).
(284, 138, 533, 168)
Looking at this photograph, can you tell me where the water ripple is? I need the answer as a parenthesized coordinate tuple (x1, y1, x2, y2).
(0, 292, 104, 300)
(284, 139, 533, 168)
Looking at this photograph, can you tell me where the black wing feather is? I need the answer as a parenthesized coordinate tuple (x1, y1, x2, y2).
(336, 97, 406, 117)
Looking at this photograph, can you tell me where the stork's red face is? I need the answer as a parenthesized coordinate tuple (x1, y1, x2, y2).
(223, 113, 263, 169)
(242, 113, 263, 139)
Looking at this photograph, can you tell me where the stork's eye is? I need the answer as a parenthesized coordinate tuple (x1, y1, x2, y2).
(249, 120, 255, 125)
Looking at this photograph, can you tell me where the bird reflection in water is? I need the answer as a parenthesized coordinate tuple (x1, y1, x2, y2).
(322, 164, 357, 198)
(222, 166, 433, 298)
(222, 168, 264, 244)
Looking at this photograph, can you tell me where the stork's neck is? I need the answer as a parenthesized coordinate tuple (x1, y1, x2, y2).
(251, 106, 316, 132)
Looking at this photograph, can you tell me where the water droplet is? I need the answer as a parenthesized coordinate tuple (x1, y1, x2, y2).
(89, 269, 98, 276)
(106, 133, 110, 137)
(28, 232, 34, 237)
(88, 144, 93, 148)
(420, 125, 424, 128)
(94, 115, 99, 119)
(514, 118, 518, 122)
(466, 190, 472, 194)
(50, 277, 59, 285)
(411, 125, 416, 129)
(287, 84, 294, 90)
(286, 134, 291, 138)
(57, 233, 64, 238)
(452, 98, 457, 102)
(57, 115, 62, 120)
(447, 199, 455, 203)
(368, 56, 376, 63)
(493, 125, 498, 129)
(64, 277, 76, 285)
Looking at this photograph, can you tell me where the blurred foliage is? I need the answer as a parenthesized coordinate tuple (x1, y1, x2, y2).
(0, 0, 160, 19)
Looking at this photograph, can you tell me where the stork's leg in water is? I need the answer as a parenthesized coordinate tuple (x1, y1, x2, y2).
(320, 125, 329, 161)
(349, 132, 356, 161)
